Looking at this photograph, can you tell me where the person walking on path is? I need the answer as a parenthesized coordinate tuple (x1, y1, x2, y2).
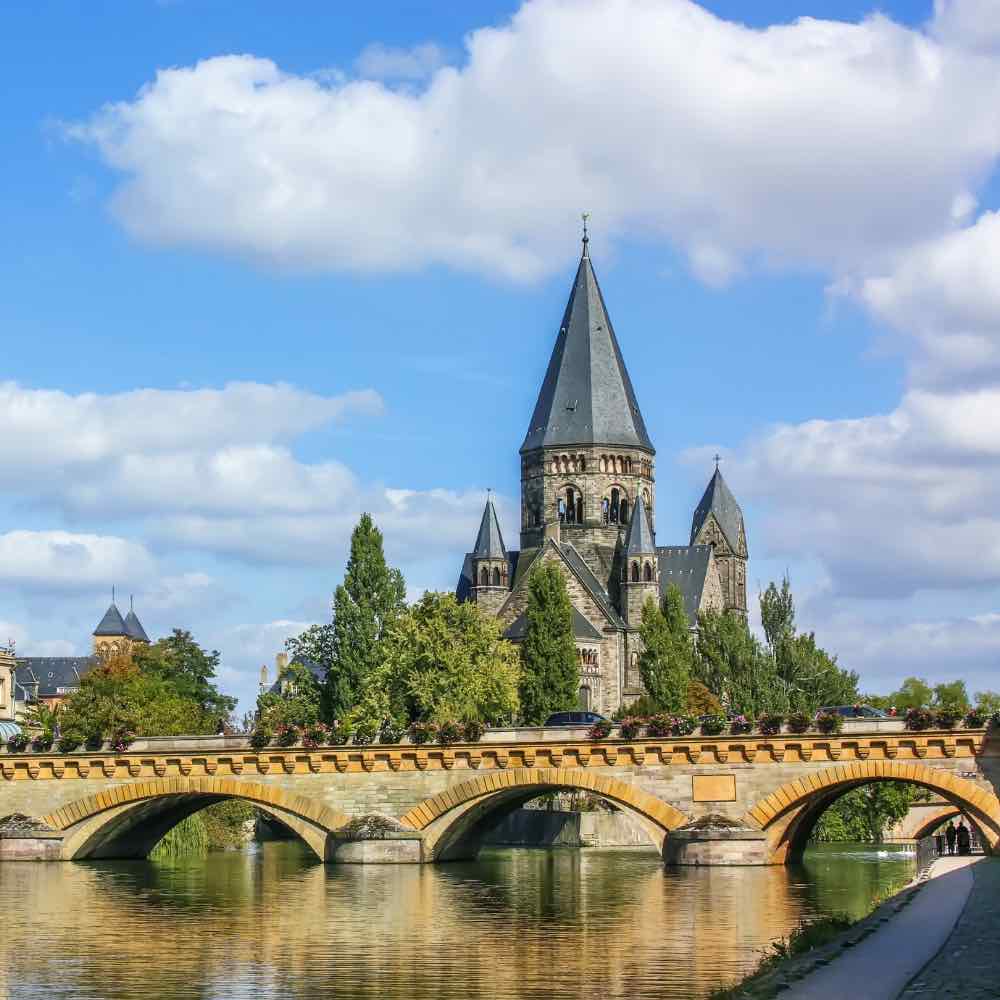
(946, 820, 957, 855)
(957, 821, 971, 856)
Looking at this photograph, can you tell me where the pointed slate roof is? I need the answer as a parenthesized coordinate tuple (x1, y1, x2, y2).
(657, 545, 714, 622)
(472, 497, 506, 559)
(690, 468, 744, 551)
(92, 603, 127, 637)
(123, 608, 150, 643)
(624, 492, 656, 555)
(521, 248, 654, 454)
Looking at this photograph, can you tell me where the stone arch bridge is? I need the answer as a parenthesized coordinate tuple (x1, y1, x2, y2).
(1, 724, 996, 865)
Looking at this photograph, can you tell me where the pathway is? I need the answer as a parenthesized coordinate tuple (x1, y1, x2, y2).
(782, 855, 982, 1000)
(897, 856, 1000, 999)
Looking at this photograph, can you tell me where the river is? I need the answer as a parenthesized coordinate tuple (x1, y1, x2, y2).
(0, 842, 914, 999)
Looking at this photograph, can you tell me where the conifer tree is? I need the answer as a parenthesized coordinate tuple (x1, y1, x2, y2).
(519, 563, 579, 724)
(637, 584, 693, 712)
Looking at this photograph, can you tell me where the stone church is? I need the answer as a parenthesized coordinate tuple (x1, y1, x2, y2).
(457, 234, 748, 716)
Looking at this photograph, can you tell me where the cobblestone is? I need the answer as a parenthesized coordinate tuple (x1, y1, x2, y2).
(898, 857, 1000, 999)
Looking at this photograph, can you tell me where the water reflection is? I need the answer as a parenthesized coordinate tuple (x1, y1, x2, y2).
(0, 843, 914, 1000)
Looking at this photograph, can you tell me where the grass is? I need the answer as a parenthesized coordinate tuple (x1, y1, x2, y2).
(150, 800, 256, 860)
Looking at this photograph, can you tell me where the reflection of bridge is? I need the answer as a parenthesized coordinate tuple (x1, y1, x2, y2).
(1, 724, 996, 865)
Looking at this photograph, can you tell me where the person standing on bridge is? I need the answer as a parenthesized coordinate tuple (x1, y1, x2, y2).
(956, 820, 971, 856)
(945, 820, 957, 855)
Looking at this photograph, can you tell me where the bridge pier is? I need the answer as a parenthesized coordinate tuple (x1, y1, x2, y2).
(0, 815, 64, 861)
(664, 817, 771, 866)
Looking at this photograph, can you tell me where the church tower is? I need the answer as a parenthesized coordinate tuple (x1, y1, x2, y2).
(469, 495, 510, 616)
(92, 594, 151, 658)
(691, 466, 748, 617)
(621, 492, 659, 625)
(519, 225, 656, 590)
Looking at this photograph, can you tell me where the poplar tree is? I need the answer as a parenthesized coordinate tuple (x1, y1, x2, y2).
(519, 563, 579, 724)
(637, 584, 693, 713)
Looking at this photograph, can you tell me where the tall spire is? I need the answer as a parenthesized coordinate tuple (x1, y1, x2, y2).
(93, 601, 127, 638)
(520, 237, 653, 454)
(691, 466, 744, 551)
(624, 492, 655, 555)
(473, 493, 507, 559)
(123, 597, 150, 644)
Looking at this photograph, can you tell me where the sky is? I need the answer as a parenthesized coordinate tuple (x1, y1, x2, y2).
(3, 0, 1000, 713)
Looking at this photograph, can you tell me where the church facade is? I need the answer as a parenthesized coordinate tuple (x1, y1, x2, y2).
(457, 236, 748, 717)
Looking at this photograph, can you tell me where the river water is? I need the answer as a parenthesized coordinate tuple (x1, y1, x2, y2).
(0, 842, 914, 1000)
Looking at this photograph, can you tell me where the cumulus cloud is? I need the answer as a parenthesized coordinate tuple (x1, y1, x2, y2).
(0, 530, 156, 590)
(66, 0, 1000, 282)
(354, 42, 446, 80)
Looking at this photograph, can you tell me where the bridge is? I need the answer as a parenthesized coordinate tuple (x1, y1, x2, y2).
(1, 722, 996, 865)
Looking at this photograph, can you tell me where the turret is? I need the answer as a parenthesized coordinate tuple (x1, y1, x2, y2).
(620, 492, 659, 625)
(470, 495, 510, 615)
(691, 464, 748, 617)
(92, 591, 150, 657)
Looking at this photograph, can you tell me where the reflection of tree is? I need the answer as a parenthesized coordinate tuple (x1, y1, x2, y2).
(0, 845, 915, 1000)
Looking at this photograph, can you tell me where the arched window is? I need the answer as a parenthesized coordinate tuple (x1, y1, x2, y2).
(576, 492, 584, 524)
(578, 685, 592, 711)
(579, 455, 586, 472)
(550, 457, 558, 474)
(558, 498, 567, 522)
(501, 565, 508, 584)
(643, 488, 651, 507)
(643, 562, 653, 582)
(610, 488, 620, 524)
(565, 487, 576, 524)
(599, 456, 606, 473)
(631, 561, 640, 582)
(479, 567, 489, 586)
(620, 498, 629, 523)
(491, 567, 502, 586)
(602, 498, 610, 524)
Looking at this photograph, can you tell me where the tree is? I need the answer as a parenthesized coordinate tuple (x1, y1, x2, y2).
(134, 629, 235, 724)
(637, 585, 693, 713)
(519, 563, 580, 725)
(686, 680, 723, 716)
(694, 610, 786, 717)
(812, 782, 922, 843)
(974, 690, 1000, 714)
(288, 513, 406, 723)
(760, 575, 795, 651)
(351, 592, 520, 733)
(255, 661, 323, 730)
(890, 677, 934, 710)
(932, 680, 970, 712)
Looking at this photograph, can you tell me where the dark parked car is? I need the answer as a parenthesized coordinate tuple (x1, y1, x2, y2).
(819, 705, 887, 719)
(543, 711, 606, 726)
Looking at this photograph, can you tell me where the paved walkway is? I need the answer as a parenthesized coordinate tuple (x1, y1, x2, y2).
(782, 855, 982, 1000)
(897, 856, 1000, 998)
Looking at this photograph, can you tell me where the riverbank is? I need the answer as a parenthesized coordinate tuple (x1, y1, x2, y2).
(710, 854, 987, 999)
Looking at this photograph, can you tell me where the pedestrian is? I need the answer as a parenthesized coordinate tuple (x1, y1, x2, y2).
(945, 820, 957, 855)
(957, 821, 971, 856)
(935, 832, 944, 856)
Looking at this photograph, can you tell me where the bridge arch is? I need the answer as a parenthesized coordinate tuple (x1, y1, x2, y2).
(743, 761, 1000, 863)
(400, 767, 689, 860)
(43, 778, 349, 861)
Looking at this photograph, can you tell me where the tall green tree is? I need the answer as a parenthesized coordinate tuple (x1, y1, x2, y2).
(637, 585, 693, 713)
(760, 575, 795, 650)
(933, 680, 970, 711)
(350, 592, 520, 733)
(287, 513, 406, 723)
(519, 563, 580, 724)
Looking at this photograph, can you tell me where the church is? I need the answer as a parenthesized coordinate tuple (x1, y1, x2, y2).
(457, 231, 748, 717)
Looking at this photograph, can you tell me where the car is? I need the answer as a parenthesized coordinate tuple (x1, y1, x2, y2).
(543, 711, 606, 726)
(819, 705, 887, 719)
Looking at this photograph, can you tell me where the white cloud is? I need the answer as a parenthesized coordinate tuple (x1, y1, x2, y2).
(67, 0, 1000, 282)
(931, 0, 1000, 52)
(355, 42, 446, 81)
(0, 531, 156, 590)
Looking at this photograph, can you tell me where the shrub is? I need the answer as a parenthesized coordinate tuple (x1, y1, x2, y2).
(274, 724, 299, 747)
(436, 720, 462, 745)
(699, 714, 727, 737)
(56, 734, 81, 753)
(933, 708, 962, 730)
(991, 710, 1000, 728)
(647, 713, 672, 738)
(379, 721, 405, 744)
(904, 707, 934, 732)
(301, 723, 330, 749)
(964, 709, 986, 728)
(109, 729, 135, 753)
(671, 715, 697, 737)
(815, 711, 844, 735)
(757, 712, 784, 737)
(729, 714, 752, 735)
(786, 711, 811, 735)
(351, 722, 377, 745)
(588, 719, 613, 740)
(249, 727, 272, 749)
(31, 733, 54, 752)
(460, 719, 485, 743)
(618, 716, 645, 740)
(84, 732, 104, 751)
(5, 732, 29, 753)
(409, 721, 435, 745)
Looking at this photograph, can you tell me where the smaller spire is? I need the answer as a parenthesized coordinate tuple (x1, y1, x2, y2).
(581, 212, 590, 259)
(93, 601, 127, 637)
(473, 494, 507, 559)
(624, 492, 656, 555)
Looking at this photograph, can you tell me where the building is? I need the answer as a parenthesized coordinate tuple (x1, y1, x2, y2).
(15, 597, 150, 709)
(0, 642, 22, 743)
(457, 232, 748, 716)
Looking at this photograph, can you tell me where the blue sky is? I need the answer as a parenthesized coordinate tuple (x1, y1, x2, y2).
(4, 0, 1000, 712)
